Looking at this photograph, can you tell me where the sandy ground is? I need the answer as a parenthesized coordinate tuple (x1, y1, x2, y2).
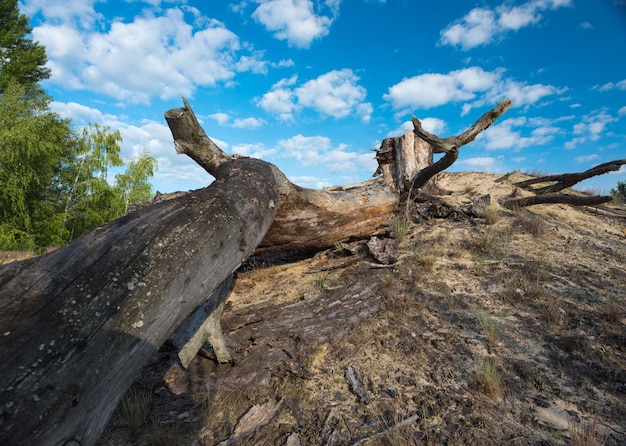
(98, 171, 626, 445)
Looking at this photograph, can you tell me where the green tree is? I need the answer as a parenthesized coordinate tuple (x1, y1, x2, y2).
(0, 82, 73, 250)
(60, 124, 158, 240)
(61, 123, 125, 239)
(611, 180, 626, 206)
(0, 0, 50, 96)
(115, 150, 158, 214)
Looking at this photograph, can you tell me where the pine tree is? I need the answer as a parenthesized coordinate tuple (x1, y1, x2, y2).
(0, 0, 50, 96)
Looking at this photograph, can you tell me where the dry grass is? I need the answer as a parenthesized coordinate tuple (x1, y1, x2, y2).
(601, 296, 622, 323)
(568, 414, 609, 446)
(513, 211, 548, 236)
(462, 230, 505, 260)
(119, 386, 151, 433)
(476, 357, 501, 397)
(478, 313, 500, 347)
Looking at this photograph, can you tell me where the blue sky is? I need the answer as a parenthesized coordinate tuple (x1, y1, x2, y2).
(20, 0, 626, 194)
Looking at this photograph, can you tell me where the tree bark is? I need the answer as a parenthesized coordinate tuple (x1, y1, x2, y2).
(502, 159, 625, 209)
(512, 159, 626, 195)
(0, 159, 278, 446)
(503, 193, 612, 209)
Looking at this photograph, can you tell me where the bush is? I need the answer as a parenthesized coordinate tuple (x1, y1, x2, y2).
(611, 180, 626, 205)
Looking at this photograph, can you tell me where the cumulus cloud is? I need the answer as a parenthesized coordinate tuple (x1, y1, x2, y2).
(31, 7, 268, 104)
(384, 67, 501, 110)
(257, 70, 372, 122)
(481, 116, 561, 150)
(440, 0, 572, 50)
(296, 69, 371, 120)
(458, 156, 505, 173)
(384, 67, 565, 115)
(252, 0, 336, 48)
(565, 111, 618, 149)
(276, 134, 375, 174)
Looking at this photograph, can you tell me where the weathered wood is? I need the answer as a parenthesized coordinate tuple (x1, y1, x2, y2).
(171, 275, 235, 367)
(503, 193, 612, 209)
(513, 159, 626, 195)
(0, 159, 279, 446)
(165, 100, 400, 254)
(408, 98, 512, 190)
(0, 98, 515, 446)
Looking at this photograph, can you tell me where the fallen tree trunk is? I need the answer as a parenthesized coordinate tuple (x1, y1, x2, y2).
(502, 159, 625, 209)
(0, 159, 279, 446)
(0, 98, 513, 445)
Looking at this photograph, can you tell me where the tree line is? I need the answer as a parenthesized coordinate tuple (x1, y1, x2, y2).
(0, 0, 157, 252)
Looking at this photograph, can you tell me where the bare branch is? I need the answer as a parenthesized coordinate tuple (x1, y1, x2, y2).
(164, 97, 232, 175)
(503, 193, 612, 209)
(411, 98, 512, 154)
(513, 159, 626, 195)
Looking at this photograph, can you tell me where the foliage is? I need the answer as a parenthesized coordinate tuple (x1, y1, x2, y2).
(0, 0, 50, 97)
(0, 2, 158, 250)
(0, 82, 74, 249)
(611, 180, 625, 205)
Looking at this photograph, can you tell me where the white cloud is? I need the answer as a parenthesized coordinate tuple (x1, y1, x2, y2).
(21, 0, 101, 27)
(597, 79, 626, 91)
(420, 117, 448, 135)
(458, 156, 504, 172)
(231, 143, 277, 159)
(252, 0, 335, 48)
(481, 116, 560, 150)
(208, 113, 230, 125)
(32, 7, 267, 104)
(619, 106, 626, 116)
(440, 0, 572, 50)
(288, 175, 333, 189)
(574, 154, 600, 163)
(257, 70, 372, 122)
(565, 111, 618, 149)
(384, 67, 500, 110)
(295, 69, 371, 121)
(232, 117, 267, 129)
(277, 134, 375, 174)
(384, 67, 564, 115)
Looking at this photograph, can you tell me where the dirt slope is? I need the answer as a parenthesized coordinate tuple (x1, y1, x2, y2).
(100, 171, 626, 446)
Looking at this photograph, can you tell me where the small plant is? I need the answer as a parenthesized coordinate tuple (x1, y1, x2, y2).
(478, 314, 500, 347)
(462, 230, 504, 260)
(119, 386, 151, 433)
(480, 204, 500, 225)
(333, 241, 345, 254)
(601, 296, 622, 323)
(476, 357, 501, 397)
(393, 219, 409, 243)
(544, 300, 568, 327)
(315, 273, 327, 291)
(514, 212, 548, 237)
(567, 414, 609, 446)
(413, 245, 437, 273)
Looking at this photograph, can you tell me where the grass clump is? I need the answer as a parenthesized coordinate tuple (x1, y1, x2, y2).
(119, 386, 151, 433)
(476, 357, 501, 397)
(513, 211, 548, 237)
(462, 230, 505, 261)
(392, 218, 409, 243)
(478, 313, 500, 347)
(601, 296, 622, 323)
(480, 204, 500, 225)
(568, 414, 609, 446)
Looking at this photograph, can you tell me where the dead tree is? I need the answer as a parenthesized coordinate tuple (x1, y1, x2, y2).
(502, 159, 626, 209)
(0, 98, 512, 446)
